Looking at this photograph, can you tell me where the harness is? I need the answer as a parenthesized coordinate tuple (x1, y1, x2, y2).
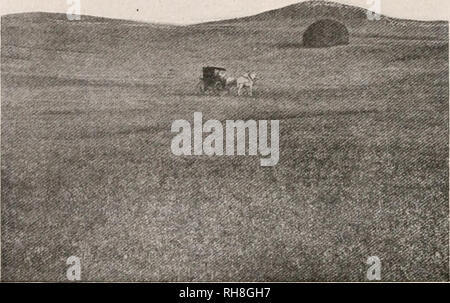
(244, 73, 255, 82)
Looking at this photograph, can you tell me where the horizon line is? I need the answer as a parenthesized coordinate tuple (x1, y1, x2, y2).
(1, 0, 449, 25)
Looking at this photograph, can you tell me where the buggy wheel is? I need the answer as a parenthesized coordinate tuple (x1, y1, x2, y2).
(213, 82, 224, 95)
(197, 80, 205, 94)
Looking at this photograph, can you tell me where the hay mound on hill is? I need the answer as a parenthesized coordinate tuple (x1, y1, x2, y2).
(303, 19, 349, 48)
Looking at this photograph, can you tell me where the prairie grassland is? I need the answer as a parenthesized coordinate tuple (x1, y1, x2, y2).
(1, 12, 449, 281)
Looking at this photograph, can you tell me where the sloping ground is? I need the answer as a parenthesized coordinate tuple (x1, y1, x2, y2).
(1, 12, 143, 24)
(1, 2, 449, 281)
(212, 0, 371, 22)
(2, 7, 447, 87)
(205, 0, 447, 25)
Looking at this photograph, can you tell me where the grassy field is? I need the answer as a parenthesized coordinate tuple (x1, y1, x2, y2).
(1, 3, 449, 281)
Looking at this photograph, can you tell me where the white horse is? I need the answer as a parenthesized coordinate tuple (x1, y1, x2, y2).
(225, 72, 257, 96)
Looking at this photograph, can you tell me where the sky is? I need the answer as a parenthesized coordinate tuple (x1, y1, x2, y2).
(1, 0, 448, 24)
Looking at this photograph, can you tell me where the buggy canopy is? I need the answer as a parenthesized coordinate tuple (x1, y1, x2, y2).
(203, 66, 226, 78)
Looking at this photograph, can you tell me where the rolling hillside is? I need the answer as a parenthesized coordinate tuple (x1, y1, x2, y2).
(1, 1, 449, 282)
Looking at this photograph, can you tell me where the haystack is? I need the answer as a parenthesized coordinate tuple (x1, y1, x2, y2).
(303, 19, 349, 48)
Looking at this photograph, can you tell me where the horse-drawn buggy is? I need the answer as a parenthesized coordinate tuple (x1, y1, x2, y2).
(197, 66, 228, 94)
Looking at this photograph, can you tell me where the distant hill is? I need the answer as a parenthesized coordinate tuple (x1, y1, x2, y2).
(226, 1, 369, 22)
(1, 0, 447, 85)
(1, 12, 142, 24)
(1, 11, 181, 53)
(202, 0, 447, 25)
(2, 1, 448, 28)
